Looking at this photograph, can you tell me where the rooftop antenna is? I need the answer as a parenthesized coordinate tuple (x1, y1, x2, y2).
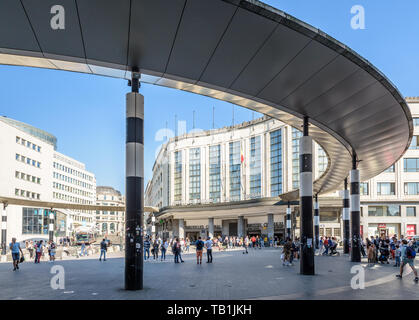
(212, 106, 215, 129)
(232, 104, 235, 127)
(174, 114, 178, 141)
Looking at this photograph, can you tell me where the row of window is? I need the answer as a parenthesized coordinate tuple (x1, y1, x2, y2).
(16, 136, 41, 153)
(22, 208, 54, 235)
(367, 182, 419, 196)
(53, 161, 94, 182)
(15, 171, 41, 184)
(53, 171, 94, 190)
(15, 188, 40, 200)
(53, 192, 93, 205)
(53, 182, 94, 198)
(15, 153, 41, 168)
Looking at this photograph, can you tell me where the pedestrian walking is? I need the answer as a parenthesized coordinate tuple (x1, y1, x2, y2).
(99, 238, 107, 261)
(195, 237, 204, 264)
(9, 238, 23, 271)
(35, 240, 43, 263)
(396, 240, 418, 282)
(161, 239, 168, 261)
(205, 237, 213, 263)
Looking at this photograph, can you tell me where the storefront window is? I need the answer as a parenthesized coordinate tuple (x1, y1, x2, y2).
(22, 208, 55, 235)
(368, 205, 400, 217)
(320, 211, 339, 223)
(333, 228, 341, 237)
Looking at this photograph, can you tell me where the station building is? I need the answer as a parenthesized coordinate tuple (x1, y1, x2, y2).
(145, 98, 419, 241)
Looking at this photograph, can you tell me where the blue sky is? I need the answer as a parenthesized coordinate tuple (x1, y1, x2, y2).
(0, 0, 418, 193)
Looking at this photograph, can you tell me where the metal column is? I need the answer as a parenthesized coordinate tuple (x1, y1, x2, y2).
(286, 201, 291, 239)
(125, 70, 144, 290)
(299, 116, 314, 275)
(1, 203, 7, 255)
(343, 178, 350, 254)
(208, 218, 214, 239)
(350, 151, 361, 262)
(314, 195, 319, 250)
(49, 211, 55, 242)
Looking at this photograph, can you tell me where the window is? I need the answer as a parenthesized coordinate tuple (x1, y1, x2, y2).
(16, 136, 20, 143)
(249, 136, 261, 198)
(22, 208, 54, 235)
(404, 158, 419, 172)
(15, 189, 19, 196)
(368, 205, 400, 217)
(320, 211, 339, 223)
(270, 129, 282, 197)
(404, 182, 419, 195)
(209, 145, 221, 203)
(317, 147, 328, 177)
(229, 141, 241, 201)
(26, 158, 30, 164)
(15, 154, 19, 161)
(292, 128, 302, 189)
(360, 182, 369, 195)
(174, 151, 182, 202)
(15, 171, 19, 178)
(409, 136, 419, 150)
(377, 182, 395, 195)
(334, 228, 341, 237)
(384, 164, 395, 172)
(406, 207, 416, 217)
(413, 118, 419, 126)
(189, 148, 201, 201)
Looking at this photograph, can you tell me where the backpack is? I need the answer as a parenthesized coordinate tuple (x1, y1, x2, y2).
(196, 240, 204, 250)
(406, 246, 416, 259)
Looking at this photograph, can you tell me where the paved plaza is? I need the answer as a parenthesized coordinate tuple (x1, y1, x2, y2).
(0, 248, 418, 300)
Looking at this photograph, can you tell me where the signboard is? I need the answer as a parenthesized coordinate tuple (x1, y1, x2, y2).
(406, 224, 416, 237)
(378, 223, 386, 228)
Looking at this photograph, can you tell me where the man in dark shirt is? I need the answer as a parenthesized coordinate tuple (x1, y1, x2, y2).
(144, 237, 151, 260)
(195, 237, 204, 264)
(99, 238, 107, 261)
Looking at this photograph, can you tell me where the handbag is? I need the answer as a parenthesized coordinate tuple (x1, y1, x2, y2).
(19, 256, 25, 263)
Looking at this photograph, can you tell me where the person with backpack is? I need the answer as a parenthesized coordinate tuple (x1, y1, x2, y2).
(195, 237, 204, 264)
(396, 239, 418, 282)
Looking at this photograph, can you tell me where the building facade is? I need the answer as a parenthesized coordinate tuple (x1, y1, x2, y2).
(95, 186, 125, 236)
(0, 116, 96, 243)
(145, 98, 419, 242)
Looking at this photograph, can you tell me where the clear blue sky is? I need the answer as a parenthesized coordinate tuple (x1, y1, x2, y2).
(0, 0, 418, 193)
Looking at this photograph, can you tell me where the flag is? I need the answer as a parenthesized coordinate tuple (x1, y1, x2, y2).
(240, 143, 244, 164)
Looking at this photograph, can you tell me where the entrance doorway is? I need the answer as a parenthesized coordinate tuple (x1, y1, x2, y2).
(229, 223, 237, 236)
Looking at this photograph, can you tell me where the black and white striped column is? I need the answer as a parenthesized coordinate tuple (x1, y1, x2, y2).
(49, 211, 54, 242)
(1, 203, 7, 255)
(286, 202, 291, 240)
(125, 72, 144, 290)
(343, 178, 350, 254)
(350, 153, 361, 262)
(300, 116, 314, 275)
(314, 194, 319, 250)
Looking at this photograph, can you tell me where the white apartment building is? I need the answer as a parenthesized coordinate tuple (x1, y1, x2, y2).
(95, 186, 125, 236)
(145, 98, 419, 241)
(0, 116, 96, 243)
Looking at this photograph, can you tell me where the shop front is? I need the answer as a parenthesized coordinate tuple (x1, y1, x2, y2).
(406, 224, 417, 239)
(367, 223, 400, 238)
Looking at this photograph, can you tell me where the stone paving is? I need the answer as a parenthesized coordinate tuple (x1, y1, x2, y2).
(0, 247, 418, 300)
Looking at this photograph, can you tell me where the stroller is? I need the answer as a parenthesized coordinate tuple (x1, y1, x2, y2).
(378, 247, 390, 264)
